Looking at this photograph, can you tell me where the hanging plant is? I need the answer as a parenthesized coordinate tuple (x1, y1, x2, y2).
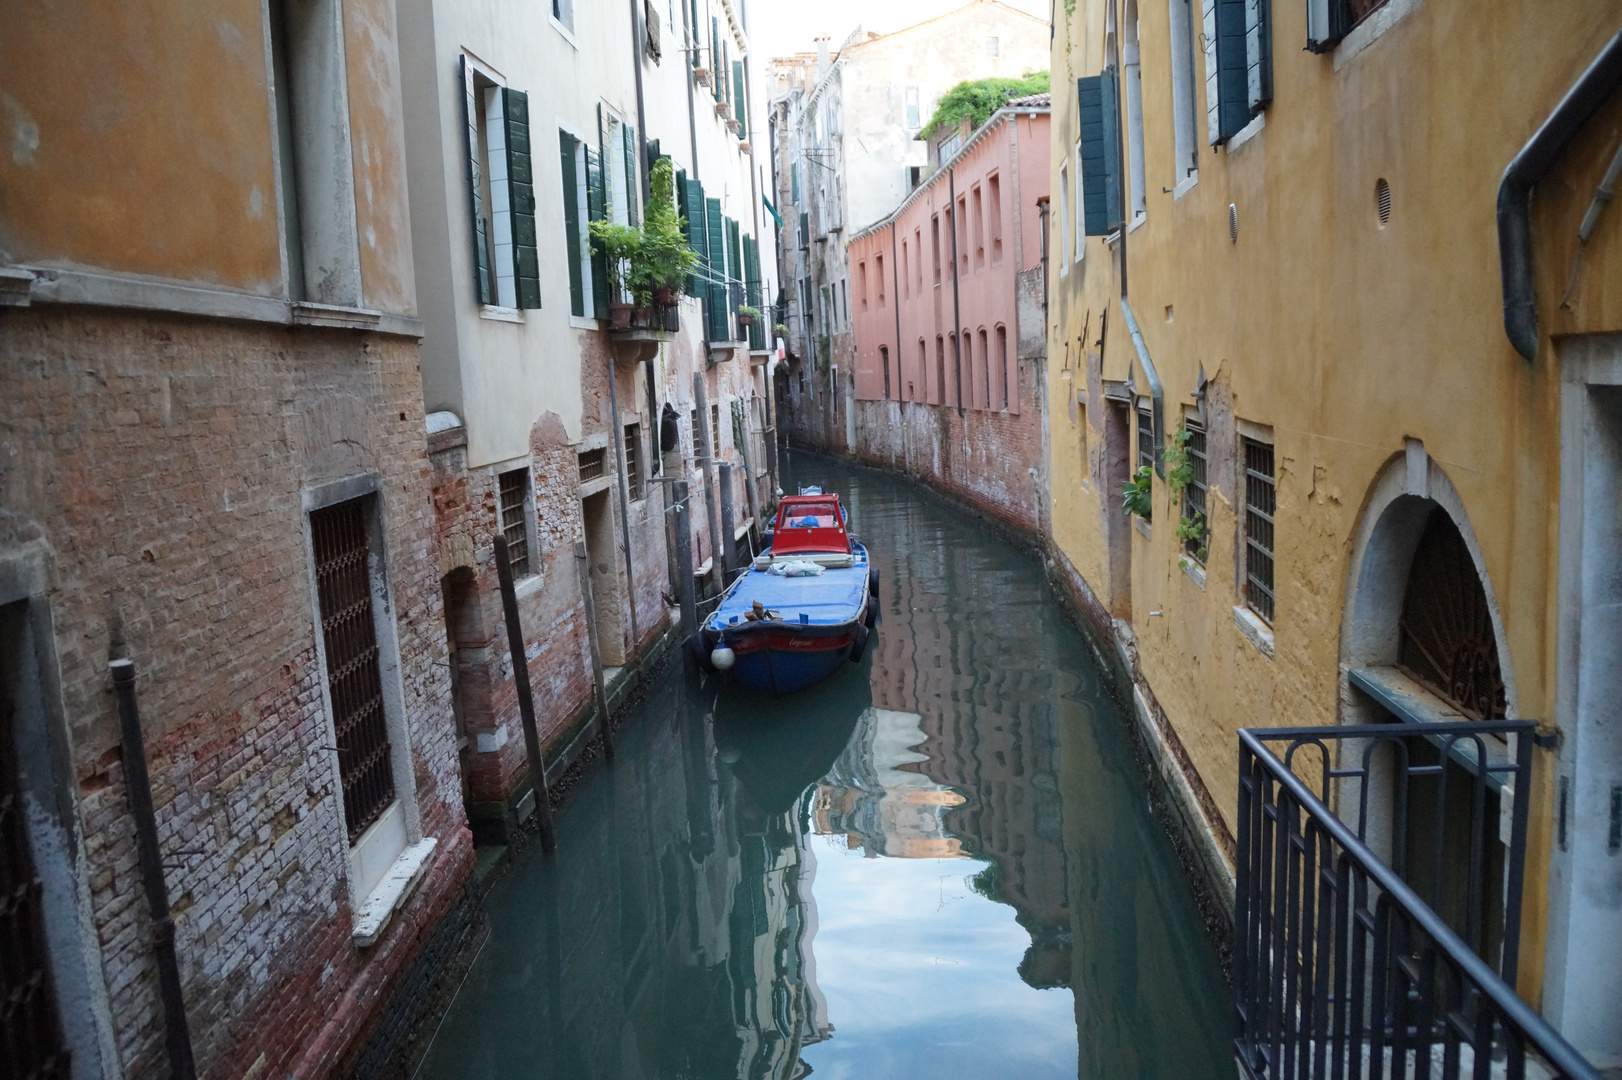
(1121, 465, 1153, 520)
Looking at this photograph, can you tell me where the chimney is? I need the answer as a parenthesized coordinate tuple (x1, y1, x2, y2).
(815, 35, 830, 75)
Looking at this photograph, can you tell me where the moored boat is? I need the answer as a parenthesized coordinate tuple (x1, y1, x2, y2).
(697, 490, 877, 696)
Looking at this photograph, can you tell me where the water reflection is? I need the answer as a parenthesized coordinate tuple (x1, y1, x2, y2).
(419, 456, 1229, 1079)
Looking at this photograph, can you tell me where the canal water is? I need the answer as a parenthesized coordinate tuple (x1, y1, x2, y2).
(418, 455, 1230, 1079)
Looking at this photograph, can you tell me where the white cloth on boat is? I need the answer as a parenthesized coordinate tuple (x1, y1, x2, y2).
(767, 560, 824, 577)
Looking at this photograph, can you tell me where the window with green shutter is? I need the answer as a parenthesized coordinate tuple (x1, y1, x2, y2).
(460, 57, 492, 305)
(711, 19, 723, 102)
(621, 121, 640, 226)
(706, 197, 728, 339)
(560, 130, 585, 317)
(1076, 71, 1123, 236)
(732, 61, 747, 138)
(1244, 0, 1273, 116)
(586, 145, 609, 317)
(684, 177, 706, 294)
(502, 88, 541, 309)
(1306, 0, 1362, 53)
(459, 60, 539, 309)
(1203, 0, 1262, 144)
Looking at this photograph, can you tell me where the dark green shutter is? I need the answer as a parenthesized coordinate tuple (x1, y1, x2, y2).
(1215, 0, 1250, 141)
(732, 61, 746, 138)
(727, 218, 742, 307)
(798, 211, 808, 248)
(502, 88, 540, 309)
(586, 146, 608, 318)
(460, 57, 492, 305)
(711, 19, 723, 101)
(645, 138, 661, 175)
(560, 131, 584, 317)
(1306, 0, 1353, 52)
(1077, 72, 1123, 236)
(685, 178, 706, 294)
(1244, 0, 1272, 114)
(706, 197, 727, 339)
(622, 121, 639, 226)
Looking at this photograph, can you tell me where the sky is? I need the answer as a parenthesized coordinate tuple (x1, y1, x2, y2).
(748, 0, 1050, 61)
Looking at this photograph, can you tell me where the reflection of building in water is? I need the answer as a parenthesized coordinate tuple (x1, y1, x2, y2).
(813, 708, 967, 858)
(422, 686, 829, 1080)
(865, 534, 1074, 988)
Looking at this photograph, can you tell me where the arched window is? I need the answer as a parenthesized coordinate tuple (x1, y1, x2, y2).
(1397, 507, 1506, 719)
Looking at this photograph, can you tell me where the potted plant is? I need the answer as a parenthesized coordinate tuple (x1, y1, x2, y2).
(588, 217, 641, 329)
(634, 158, 698, 309)
(736, 304, 761, 328)
(693, 65, 711, 87)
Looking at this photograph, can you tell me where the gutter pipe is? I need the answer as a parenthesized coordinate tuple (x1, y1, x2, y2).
(1498, 27, 1622, 361)
(1119, 297, 1164, 477)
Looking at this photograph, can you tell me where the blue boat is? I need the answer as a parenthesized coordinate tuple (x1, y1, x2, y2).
(697, 490, 877, 696)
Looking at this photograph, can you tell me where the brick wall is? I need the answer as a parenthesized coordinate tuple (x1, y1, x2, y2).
(0, 306, 473, 1078)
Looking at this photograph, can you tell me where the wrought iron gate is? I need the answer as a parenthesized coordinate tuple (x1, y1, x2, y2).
(311, 498, 395, 843)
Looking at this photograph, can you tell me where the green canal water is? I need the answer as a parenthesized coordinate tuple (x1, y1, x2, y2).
(417, 454, 1230, 1079)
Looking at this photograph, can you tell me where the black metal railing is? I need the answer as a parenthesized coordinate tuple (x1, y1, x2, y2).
(1235, 722, 1598, 1080)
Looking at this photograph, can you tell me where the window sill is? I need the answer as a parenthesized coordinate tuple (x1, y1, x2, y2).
(1333, 0, 1424, 72)
(1127, 212, 1148, 234)
(1180, 559, 1206, 589)
(480, 305, 525, 324)
(550, 14, 580, 49)
(1173, 170, 1199, 200)
(1226, 112, 1266, 152)
(569, 315, 601, 331)
(1133, 516, 1152, 540)
(1232, 605, 1274, 660)
(352, 837, 437, 948)
(514, 574, 544, 601)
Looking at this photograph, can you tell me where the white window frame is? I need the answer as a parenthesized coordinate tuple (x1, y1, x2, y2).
(1073, 142, 1085, 263)
(558, 117, 599, 327)
(463, 55, 519, 311)
(551, 0, 576, 39)
(1057, 159, 1071, 274)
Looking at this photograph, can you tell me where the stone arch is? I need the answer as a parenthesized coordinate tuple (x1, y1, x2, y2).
(1339, 439, 1519, 721)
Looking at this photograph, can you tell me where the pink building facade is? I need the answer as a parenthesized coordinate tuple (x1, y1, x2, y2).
(792, 103, 1051, 534)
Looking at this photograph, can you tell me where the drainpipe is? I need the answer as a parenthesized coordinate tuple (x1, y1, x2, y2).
(1119, 297, 1164, 477)
(628, 0, 650, 206)
(947, 166, 964, 417)
(109, 659, 197, 1080)
(606, 357, 640, 650)
(1498, 27, 1622, 362)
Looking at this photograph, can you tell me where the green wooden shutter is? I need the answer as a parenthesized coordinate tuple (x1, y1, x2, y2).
(560, 131, 584, 317)
(711, 19, 723, 101)
(727, 218, 742, 305)
(1244, 0, 1272, 114)
(460, 57, 492, 305)
(1306, 0, 1352, 52)
(732, 61, 746, 138)
(586, 145, 608, 317)
(1077, 72, 1123, 236)
(706, 197, 727, 339)
(1204, 0, 1250, 143)
(502, 88, 540, 309)
(622, 121, 639, 226)
(798, 211, 808, 248)
(684, 178, 706, 294)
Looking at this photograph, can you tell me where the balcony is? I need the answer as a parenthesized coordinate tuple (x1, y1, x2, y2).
(1234, 721, 1599, 1080)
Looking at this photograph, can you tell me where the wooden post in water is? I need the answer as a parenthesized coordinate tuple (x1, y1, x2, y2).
(673, 479, 698, 655)
(718, 461, 737, 584)
(493, 539, 556, 851)
(574, 540, 614, 761)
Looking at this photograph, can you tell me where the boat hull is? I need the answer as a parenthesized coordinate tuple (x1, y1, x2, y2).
(713, 622, 862, 696)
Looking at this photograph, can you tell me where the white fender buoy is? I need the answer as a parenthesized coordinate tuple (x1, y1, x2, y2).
(711, 646, 736, 670)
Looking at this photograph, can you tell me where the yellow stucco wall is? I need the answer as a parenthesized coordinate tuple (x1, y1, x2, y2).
(1046, 0, 1622, 1005)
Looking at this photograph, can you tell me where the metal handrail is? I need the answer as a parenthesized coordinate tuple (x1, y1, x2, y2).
(1235, 723, 1598, 1080)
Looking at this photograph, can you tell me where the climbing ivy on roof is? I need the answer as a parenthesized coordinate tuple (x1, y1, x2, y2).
(920, 71, 1051, 139)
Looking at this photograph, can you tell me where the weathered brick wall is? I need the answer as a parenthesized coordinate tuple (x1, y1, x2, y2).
(787, 357, 1046, 535)
(0, 307, 473, 1078)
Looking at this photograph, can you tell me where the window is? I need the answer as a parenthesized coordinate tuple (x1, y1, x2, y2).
(711, 403, 721, 456)
(935, 336, 945, 404)
(462, 60, 540, 309)
(1057, 160, 1070, 271)
(309, 496, 396, 843)
(1306, 0, 1383, 53)
(624, 424, 643, 500)
(996, 325, 1008, 410)
(914, 228, 923, 290)
(1077, 72, 1124, 237)
(1203, 0, 1271, 144)
(880, 345, 891, 399)
(957, 196, 969, 272)
(986, 36, 1000, 56)
(1074, 143, 1087, 252)
(859, 261, 868, 309)
(578, 447, 608, 481)
(1243, 436, 1276, 624)
(905, 86, 921, 130)
(917, 339, 927, 402)
(497, 468, 533, 578)
(1123, 1, 1147, 221)
(1168, 0, 1199, 183)
(690, 408, 702, 455)
(972, 184, 985, 268)
(875, 254, 885, 306)
(1137, 403, 1155, 473)
(552, 0, 574, 33)
(901, 240, 910, 298)
(931, 215, 942, 283)
(1182, 420, 1209, 561)
(988, 173, 1003, 262)
(559, 131, 597, 317)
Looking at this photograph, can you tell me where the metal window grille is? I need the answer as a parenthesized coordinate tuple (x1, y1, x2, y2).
(578, 447, 607, 482)
(710, 403, 721, 456)
(1183, 422, 1209, 561)
(1137, 405, 1155, 473)
(497, 469, 531, 579)
(690, 408, 702, 455)
(1, 673, 71, 1080)
(1243, 438, 1276, 624)
(623, 425, 643, 501)
(310, 498, 395, 844)
(1397, 507, 1506, 720)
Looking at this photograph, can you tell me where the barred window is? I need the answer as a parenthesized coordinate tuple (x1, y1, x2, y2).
(498, 469, 531, 579)
(691, 408, 702, 455)
(1243, 437, 1276, 624)
(1183, 421, 1209, 562)
(1137, 404, 1155, 473)
(711, 403, 721, 456)
(623, 424, 643, 501)
(578, 448, 607, 482)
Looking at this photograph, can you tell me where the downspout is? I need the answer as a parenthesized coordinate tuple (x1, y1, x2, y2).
(606, 359, 640, 649)
(1119, 297, 1164, 477)
(948, 166, 965, 416)
(628, 0, 650, 206)
(1498, 27, 1622, 362)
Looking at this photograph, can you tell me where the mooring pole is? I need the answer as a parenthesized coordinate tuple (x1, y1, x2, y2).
(673, 478, 698, 652)
(574, 540, 615, 761)
(692, 373, 723, 592)
(493, 540, 556, 851)
(718, 461, 737, 583)
(109, 659, 197, 1080)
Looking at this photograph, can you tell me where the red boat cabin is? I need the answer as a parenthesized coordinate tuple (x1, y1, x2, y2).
(770, 494, 851, 556)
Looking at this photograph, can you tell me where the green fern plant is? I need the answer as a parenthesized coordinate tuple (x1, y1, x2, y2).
(1121, 465, 1153, 520)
